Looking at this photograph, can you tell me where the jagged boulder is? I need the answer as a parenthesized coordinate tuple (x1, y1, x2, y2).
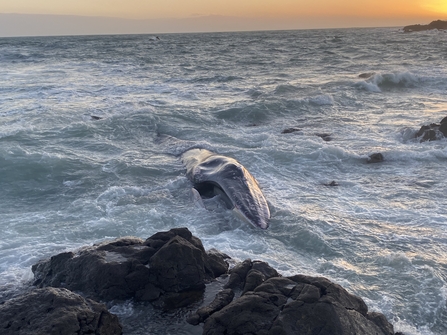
(27, 230, 399, 334)
(415, 117, 447, 142)
(0, 287, 122, 335)
(32, 227, 229, 309)
(187, 288, 235, 325)
(203, 275, 395, 335)
(224, 259, 280, 294)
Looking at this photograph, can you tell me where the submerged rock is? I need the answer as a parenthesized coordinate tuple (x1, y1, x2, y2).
(367, 153, 384, 163)
(315, 132, 332, 141)
(281, 127, 301, 134)
(359, 72, 375, 79)
(0, 287, 122, 335)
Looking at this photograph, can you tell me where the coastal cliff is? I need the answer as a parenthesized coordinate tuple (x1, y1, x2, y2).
(0, 227, 401, 335)
(403, 20, 447, 32)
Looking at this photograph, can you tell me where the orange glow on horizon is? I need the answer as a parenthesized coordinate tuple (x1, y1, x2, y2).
(0, 0, 446, 24)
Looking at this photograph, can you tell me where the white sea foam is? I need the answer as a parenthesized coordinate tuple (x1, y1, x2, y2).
(356, 71, 420, 92)
(1, 28, 447, 334)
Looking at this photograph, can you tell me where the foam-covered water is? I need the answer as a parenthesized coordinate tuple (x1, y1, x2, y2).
(1, 28, 447, 334)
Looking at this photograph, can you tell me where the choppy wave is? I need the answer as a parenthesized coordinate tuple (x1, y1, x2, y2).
(356, 71, 420, 92)
(1, 28, 447, 334)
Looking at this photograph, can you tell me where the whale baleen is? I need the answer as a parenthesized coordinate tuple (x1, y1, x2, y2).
(181, 148, 270, 229)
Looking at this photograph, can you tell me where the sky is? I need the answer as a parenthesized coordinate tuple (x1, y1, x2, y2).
(0, 0, 446, 36)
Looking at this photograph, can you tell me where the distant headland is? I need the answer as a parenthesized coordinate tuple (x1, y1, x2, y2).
(403, 19, 447, 32)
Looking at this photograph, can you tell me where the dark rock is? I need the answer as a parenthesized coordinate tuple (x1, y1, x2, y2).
(281, 128, 331, 141)
(0, 287, 122, 335)
(252, 261, 281, 281)
(439, 122, 447, 137)
(203, 275, 395, 335)
(281, 127, 301, 134)
(403, 20, 447, 32)
(187, 288, 235, 325)
(224, 259, 253, 290)
(25, 230, 398, 334)
(367, 153, 384, 163)
(415, 117, 447, 142)
(243, 269, 266, 294)
(32, 227, 227, 309)
(315, 133, 332, 141)
(224, 259, 279, 291)
(359, 72, 375, 79)
(206, 248, 231, 278)
(150, 235, 207, 292)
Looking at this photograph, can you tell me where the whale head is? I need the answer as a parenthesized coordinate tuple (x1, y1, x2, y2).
(182, 149, 270, 229)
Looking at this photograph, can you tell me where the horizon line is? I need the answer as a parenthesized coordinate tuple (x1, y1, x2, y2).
(0, 12, 442, 38)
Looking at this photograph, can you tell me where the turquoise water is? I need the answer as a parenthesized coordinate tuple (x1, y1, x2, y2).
(1, 28, 447, 334)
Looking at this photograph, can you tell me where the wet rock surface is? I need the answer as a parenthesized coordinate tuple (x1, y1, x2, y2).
(32, 227, 228, 308)
(2, 227, 399, 334)
(415, 117, 447, 142)
(203, 275, 395, 335)
(0, 287, 122, 335)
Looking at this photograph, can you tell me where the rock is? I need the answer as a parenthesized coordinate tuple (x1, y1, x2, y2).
(367, 153, 384, 163)
(149, 235, 207, 292)
(203, 275, 395, 335)
(415, 117, 447, 142)
(281, 127, 301, 134)
(32, 227, 229, 309)
(403, 20, 447, 32)
(359, 72, 375, 79)
(315, 133, 332, 141)
(439, 122, 447, 137)
(207, 248, 231, 278)
(281, 128, 331, 141)
(187, 288, 235, 325)
(224, 259, 280, 292)
(0, 287, 122, 335)
(25, 230, 398, 334)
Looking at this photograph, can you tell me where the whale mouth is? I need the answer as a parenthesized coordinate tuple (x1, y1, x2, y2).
(193, 181, 269, 230)
(193, 182, 234, 210)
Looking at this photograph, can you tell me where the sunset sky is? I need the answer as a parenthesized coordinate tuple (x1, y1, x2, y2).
(1, 0, 446, 36)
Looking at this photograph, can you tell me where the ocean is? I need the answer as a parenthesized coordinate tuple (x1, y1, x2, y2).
(0, 27, 446, 334)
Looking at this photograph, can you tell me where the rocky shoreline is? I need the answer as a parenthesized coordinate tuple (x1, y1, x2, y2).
(403, 20, 447, 33)
(0, 227, 402, 334)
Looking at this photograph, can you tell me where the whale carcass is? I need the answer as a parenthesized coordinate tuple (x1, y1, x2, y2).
(181, 148, 270, 229)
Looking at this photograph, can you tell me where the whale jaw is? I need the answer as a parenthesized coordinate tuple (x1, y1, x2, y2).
(182, 148, 270, 229)
(233, 206, 269, 230)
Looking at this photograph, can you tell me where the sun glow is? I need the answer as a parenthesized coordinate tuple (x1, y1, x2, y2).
(422, 0, 447, 14)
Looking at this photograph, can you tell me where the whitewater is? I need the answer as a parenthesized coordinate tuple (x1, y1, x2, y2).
(0, 27, 447, 334)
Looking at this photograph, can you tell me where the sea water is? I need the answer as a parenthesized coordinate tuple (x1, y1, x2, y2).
(0, 28, 447, 334)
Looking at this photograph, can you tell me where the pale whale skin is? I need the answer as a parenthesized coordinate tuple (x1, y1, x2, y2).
(181, 148, 270, 229)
